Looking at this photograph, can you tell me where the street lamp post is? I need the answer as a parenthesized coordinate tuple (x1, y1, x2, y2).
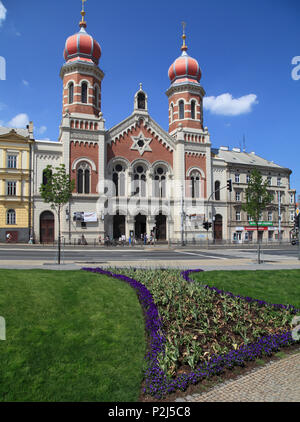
(278, 191, 281, 244)
(181, 184, 185, 246)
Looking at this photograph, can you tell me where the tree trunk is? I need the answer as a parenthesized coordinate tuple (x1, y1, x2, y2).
(58, 207, 61, 265)
(257, 224, 261, 264)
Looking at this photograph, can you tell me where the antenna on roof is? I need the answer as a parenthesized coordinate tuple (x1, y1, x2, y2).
(243, 134, 246, 152)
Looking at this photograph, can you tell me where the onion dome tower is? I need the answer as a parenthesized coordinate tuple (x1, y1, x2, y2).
(60, 1, 104, 118)
(59, 1, 107, 205)
(166, 23, 205, 135)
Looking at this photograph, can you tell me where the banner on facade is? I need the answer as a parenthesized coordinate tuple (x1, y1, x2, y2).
(83, 212, 98, 222)
(189, 214, 205, 222)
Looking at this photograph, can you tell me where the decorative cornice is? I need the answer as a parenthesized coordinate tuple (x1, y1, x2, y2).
(71, 131, 99, 142)
(60, 61, 104, 81)
(166, 82, 205, 98)
(185, 151, 206, 157)
(36, 154, 60, 161)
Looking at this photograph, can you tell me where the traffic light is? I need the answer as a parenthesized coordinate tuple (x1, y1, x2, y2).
(227, 179, 232, 192)
(295, 214, 300, 229)
(203, 221, 212, 231)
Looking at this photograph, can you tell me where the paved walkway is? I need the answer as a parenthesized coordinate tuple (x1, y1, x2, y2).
(176, 350, 300, 402)
(0, 258, 299, 271)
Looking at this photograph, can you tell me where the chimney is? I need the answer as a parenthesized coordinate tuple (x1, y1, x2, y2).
(27, 121, 34, 139)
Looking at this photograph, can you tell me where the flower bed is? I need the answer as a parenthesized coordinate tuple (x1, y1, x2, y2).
(82, 267, 300, 399)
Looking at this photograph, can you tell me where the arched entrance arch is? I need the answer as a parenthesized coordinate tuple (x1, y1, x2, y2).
(134, 213, 146, 239)
(40, 211, 55, 243)
(113, 212, 125, 239)
(214, 214, 223, 242)
(155, 212, 166, 241)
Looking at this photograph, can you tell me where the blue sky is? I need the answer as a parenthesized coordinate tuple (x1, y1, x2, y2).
(0, 0, 299, 195)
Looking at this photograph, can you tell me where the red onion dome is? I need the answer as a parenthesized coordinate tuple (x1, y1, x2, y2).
(64, 26, 101, 65)
(168, 50, 201, 84)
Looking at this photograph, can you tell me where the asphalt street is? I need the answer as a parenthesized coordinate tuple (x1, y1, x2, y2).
(0, 245, 298, 262)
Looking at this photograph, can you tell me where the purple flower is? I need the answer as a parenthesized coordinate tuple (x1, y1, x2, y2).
(82, 267, 300, 398)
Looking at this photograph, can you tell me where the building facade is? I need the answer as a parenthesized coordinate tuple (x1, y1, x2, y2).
(0, 125, 34, 242)
(2, 9, 295, 244)
(212, 147, 296, 244)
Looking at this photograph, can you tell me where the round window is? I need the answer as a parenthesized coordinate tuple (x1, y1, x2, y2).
(136, 166, 144, 174)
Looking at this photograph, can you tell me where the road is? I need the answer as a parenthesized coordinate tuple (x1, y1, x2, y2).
(0, 244, 298, 263)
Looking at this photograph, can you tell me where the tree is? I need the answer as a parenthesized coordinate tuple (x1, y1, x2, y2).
(39, 164, 75, 264)
(242, 169, 273, 264)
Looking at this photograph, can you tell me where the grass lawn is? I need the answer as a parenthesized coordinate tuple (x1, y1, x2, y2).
(191, 269, 300, 310)
(0, 269, 146, 402)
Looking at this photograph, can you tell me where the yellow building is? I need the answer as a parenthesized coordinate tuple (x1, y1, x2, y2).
(0, 124, 34, 242)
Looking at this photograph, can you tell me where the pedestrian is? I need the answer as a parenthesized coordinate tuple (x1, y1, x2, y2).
(144, 233, 147, 245)
(6, 233, 11, 243)
(121, 234, 126, 246)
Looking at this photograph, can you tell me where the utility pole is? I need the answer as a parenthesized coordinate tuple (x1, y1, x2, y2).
(298, 211, 300, 261)
(181, 184, 185, 246)
(278, 191, 281, 244)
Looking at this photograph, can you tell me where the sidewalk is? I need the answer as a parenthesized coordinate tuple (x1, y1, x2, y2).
(175, 349, 300, 402)
(0, 257, 299, 271)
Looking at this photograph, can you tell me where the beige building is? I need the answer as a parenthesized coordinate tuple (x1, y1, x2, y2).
(212, 147, 296, 244)
(0, 125, 34, 242)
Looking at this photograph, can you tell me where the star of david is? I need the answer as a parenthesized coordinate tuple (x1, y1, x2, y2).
(131, 132, 152, 156)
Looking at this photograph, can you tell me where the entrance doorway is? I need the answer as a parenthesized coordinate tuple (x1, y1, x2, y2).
(214, 214, 223, 241)
(113, 213, 125, 239)
(40, 211, 55, 243)
(155, 213, 166, 240)
(134, 213, 146, 238)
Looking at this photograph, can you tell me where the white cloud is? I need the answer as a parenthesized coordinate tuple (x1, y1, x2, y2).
(38, 125, 47, 135)
(22, 80, 29, 86)
(7, 113, 29, 128)
(203, 93, 258, 116)
(0, 1, 7, 26)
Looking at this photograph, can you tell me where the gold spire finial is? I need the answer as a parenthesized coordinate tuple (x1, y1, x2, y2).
(79, 0, 87, 28)
(181, 21, 188, 52)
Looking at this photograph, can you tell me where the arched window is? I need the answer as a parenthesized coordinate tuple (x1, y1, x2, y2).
(154, 166, 167, 198)
(137, 92, 145, 110)
(191, 100, 196, 119)
(170, 104, 174, 122)
(133, 165, 146, 197)
(42, 169, 52, 186)
(84, 168, 90, 194)
(7, 209, 16, 225)
(94, 85, 99, 108)
(76, 162, 90, 194)
(112, 163, 126, 197)
(81, 82, 88, 104)
(179, 100, 184, 120)
(215, 181, 220, 200)
(69, 82, 74, 104)
(190, 170, 201, 198)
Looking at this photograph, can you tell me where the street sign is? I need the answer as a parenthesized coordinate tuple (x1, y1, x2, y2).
(245, 226, 268, 231)
(248, 221, 273, 226)
(296, 208, 300, 216)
